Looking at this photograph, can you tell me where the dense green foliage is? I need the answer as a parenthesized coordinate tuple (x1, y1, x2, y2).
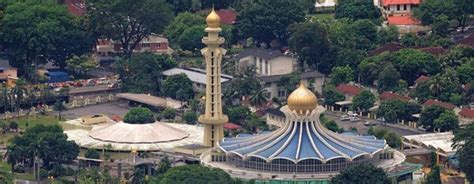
(1, 1, 92, 77)
(335, 0, 381, 22)
(162, 74, 194, 101)
(157, 164, 233, 184)
(322, 85, 345, 106)
(329, 66, 354, 85)
(351, 90, 375, 112)
(419, 106, 460, 132)
(87, 0, 173, 57)
(116, 53, 176, 94)
(84, 149, 100, 159)
(123, 107, 155, 124)
(235, 0, 305, 44)
(368, 128, 401, 148)
(161, 108, 177, 120)
(183, 111, 197, 124)
(288, 22, 330, 69)
(425, 165, 442, 184)
(224, 106, 251, 124)
(331, 163, 390, 184)
(7, 125, 80, 171)
(377, 99, 421, 123)
(433, 110, 459, 132)
(453, 124, 474, 182)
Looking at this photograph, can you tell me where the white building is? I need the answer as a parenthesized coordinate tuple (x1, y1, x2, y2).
(235, 48, 296, 76)
(258, 71, 325, 100)
(162, 68, 233, 93)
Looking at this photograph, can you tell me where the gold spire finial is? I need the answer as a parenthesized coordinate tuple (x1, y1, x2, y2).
(206, 8, 220, 28)
(287, 82, 318, 115)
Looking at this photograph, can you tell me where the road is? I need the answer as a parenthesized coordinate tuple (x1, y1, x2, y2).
(324, 111, 421, 136)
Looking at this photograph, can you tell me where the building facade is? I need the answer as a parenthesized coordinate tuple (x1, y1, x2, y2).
(162, 68, 232, 93)
(95, 34, 172, 56)
(235, 48, 296, 76)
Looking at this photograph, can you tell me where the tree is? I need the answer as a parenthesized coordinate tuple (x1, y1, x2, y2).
(329, 66, 354, 85)
(157, 157, 172, 174)
(182, 111, 197, 125)
(413, 0, 454, 25)
(419, 106, 445, 131)
(249, 87, 269, 108)
(433, 110, 459, 132)
(331, 163, 390, 184)
(377, 99, 407, 123)
(166, 0, 192, 14)
(235, 0, 305, 45)
(162, 74, 194, 101)
(377, 26, 399, 44)
(288, 22, 330, 69)
(453, 0, 474, 30)
(177, 25, 206, 51)
(157, 164, 233, 184)
(277, 72, 301, 96)
(432, 14, 450, 37)
(224, 106, 251, 124)
(123, 107, 155, 124)
(2, 1, 92, 74)
(7, 124, 79, 169)
(53, 100, 67, 121)
(453, 124, 474, 182)
(66, 55, 97, 76)
(377, 64, 401, 91)
(322, 85, 345, 106)
(384, 132, 401, 148)
(350, 19, 378, 50)
(85, 149, 100, 159)
(335, 0, 381, 21)
(425, 165, 441, 184)
(161, 108, 176, 120)
(88, 0, 173, 58)
(243, 114, 268, 133)
(351, 90, 375, 112)
(116, 53, 176, 94)
(393, 49, 438, 85)
(8, 121, 17, 132)
(164, 12, 204, 46)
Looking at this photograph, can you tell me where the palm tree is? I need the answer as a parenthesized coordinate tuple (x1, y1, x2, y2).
(249, 87, 270, 108)
(429, 75, 444, 98)
(10, 79, 27, 120)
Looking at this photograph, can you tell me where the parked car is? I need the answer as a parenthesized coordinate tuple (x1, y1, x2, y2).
(376, 117, 386, 123)
(347, 111, 358, 117)
(364, 121, 376, 126)
(340, 115, 350, 121)
(349, 117, 360, 122)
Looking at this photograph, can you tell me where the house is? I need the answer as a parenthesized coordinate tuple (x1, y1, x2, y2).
(235, 48, 296, 76)
(379, 0, 429, 33)
(258, 71, 325, 100)
(457, 35, 474, 48)
(422, 99, 457, 111)
(458, 108, 474, 126)
(265, 108, 285, 128)
(216, 9, 236, 25)
(162, 68, 233, 93)
(369, 42, 404, 56)
(64, 0, 86, 16)
(224, 122, 241, 136)
(95, 34, 172, 56)
(335, 83, 363, 101)
(379, 91, 412, 101)
(0, 59, 18, 88)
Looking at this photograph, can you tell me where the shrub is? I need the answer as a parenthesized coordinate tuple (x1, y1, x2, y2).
(123, 107, 155, 124)
(183, 111, 197, 124)
(84, 149, 100, 159)
(161, 108, 176, 120)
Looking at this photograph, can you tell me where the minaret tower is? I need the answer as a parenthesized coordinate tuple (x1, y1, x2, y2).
(199, 9, 228, 148)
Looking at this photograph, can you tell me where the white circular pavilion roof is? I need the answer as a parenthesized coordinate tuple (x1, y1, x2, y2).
(89, 121, 189, 143)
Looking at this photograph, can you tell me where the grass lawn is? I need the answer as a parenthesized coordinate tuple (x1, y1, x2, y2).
(308, 13, 335, 20)
(15, 115, 59, 129)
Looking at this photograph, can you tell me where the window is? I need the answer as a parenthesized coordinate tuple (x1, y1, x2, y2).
(265, 60, 268, 74)
(403, 4, 407, 10)
(141, 43, 150, 48)
(278, 90, 286, 97)
(397, 5, 400, 11)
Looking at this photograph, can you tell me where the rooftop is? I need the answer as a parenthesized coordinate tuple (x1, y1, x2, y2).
(457, 34, 474, 47)
(369, 42, 403, 56)
(422, 99, 457, 110)
(403, 132, 456, 155)
(235, 48, 290, 61)
(265, 108, 285, 117)
(380, 91, 412, 101)
(382, 0, 421, 6)
(162, 68, 232, 85)
(387, 16, 421, 26)
(224, 122, 242, 130)
(335, 84, 363, 96)
(116, 93, 183, 109)
(258, 70, 324, 83)
(459, 108, 474, 118)
(216, 9, 236, 25)
(415, 75, 430, 84)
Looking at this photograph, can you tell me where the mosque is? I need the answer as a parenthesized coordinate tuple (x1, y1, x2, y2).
(199, 9, 420, 183)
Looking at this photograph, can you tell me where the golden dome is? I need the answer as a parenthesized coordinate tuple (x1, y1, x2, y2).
(287, 82, 318, 115)
(206, 9, 220, 28)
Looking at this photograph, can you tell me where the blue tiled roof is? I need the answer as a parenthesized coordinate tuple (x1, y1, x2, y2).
(220, 119, 387, 163)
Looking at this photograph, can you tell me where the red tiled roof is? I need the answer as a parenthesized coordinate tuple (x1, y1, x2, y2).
(459, 108, 474, 118)
(369, 42, 404, 56)
(388, 16, 421, 25)
(216, 9, 236, 25)
(380, 92, 411, 101)
(419, 47, 446, 55)
(458, 35, 474, 47)
(224, 122, 242, 130)
(383, 0, 421, 6)
(423, 99, 456, 110)
(415, 75, 429, 84)
(336, 84, 363, 96)
(67, 3, 86, 16)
